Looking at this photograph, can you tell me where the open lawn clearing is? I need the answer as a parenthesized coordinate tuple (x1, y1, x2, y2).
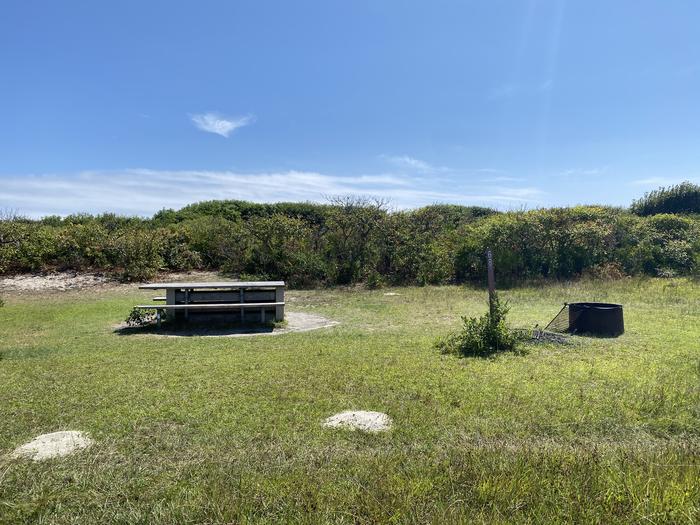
(0, 278, 699, 523)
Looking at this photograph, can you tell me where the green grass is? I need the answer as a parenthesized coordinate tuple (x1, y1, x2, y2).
(1, 278, 699, 523)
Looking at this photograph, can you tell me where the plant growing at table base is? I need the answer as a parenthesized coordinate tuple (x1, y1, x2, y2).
(435, 293, 518, 357)
(125, 307, 156, 327)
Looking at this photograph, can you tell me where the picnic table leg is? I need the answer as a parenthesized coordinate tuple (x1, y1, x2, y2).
(156, 309, 161, 329)
(184, 289, 189, 321)
(165, 289, 176, 321)
(275, 286, 284, 321)
(240, 289, 245, 324)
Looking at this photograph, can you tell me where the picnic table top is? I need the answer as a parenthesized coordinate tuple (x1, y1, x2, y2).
(138, 281, 285, 290)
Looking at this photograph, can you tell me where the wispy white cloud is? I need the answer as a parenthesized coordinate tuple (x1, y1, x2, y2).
(380, 155, 446, 173)
(190, 112, 254, 137)
(631, 176, 699, 186)
(495, 187, 542, 199)
(380, 156, 512, 184)
(561, 166, 608, 177)
(474, 168, 507, 174)
(480, 176, 525, 183)
(381, 156, 527, 192)
(631, 177, 668, 186)
(0, 169, 543, 217)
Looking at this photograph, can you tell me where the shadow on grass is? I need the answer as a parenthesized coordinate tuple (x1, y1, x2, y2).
(114, 320, 278, 337)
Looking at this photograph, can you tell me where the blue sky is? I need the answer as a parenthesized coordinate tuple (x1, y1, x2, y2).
(2, 1, 699, 217)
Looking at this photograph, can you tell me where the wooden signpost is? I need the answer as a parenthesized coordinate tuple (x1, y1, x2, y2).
(486, 248, 496, 318)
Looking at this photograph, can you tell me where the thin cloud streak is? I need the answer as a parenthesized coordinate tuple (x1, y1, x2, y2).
(380, 155, 510, 182)
(0, 170, 544, 218)
(190, 112, 254, 137)
(561, 167, 608, 177)
(480, 175, 525, 183)
(381, 155, 448, 173)
(631, 176, 699, 186)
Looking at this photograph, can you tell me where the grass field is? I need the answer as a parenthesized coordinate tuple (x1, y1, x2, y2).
(1, 278, 699, 523)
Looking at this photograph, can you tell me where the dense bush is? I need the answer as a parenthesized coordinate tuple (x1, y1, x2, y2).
(3, 184, 700, 286)
(160, 226, 203, 271)
(55, 222, 110, 269)
(0, 222, 60, 273)
(618, 214, 699, 276)
(382, 211, 456, 285)
(324, 196, 388, 284)
(107, 229, 164, 281)
(176, 216, 241, 269)
(244, 215, 326, 287)
(453, 207, 620, 283)
(631, 181, 700, 216)
(153, 200, 333, 226)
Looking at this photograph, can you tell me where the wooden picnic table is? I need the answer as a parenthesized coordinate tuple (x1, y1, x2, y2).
(136, 281, 285, 327)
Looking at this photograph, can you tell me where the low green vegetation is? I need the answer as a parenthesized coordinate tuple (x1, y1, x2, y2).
(2, 183, 700, 286)
(1, 278, 698, 523)
(435, 293, 520, 357)
(124, 306, 155, 327)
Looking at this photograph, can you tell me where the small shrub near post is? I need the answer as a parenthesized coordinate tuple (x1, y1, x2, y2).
(434, 293, 519, 358)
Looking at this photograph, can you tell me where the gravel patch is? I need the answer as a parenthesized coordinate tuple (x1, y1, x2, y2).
(10, 431, 94, 461)
(322, 411, 392, 432)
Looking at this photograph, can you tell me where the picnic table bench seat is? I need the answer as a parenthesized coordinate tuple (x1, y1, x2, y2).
(135, 302, 285, 310)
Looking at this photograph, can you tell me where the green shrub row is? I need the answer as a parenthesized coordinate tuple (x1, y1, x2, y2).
(631, 181, 700, 216)
(2, 197, 699, 285)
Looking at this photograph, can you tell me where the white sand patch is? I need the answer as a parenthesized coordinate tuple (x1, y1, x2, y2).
(10, 431, 94, 461)
(0, 272, 109, 292)
(322, 411, 392, 432)
(279, 312, 339, 335)
(0, 270, 221, 293)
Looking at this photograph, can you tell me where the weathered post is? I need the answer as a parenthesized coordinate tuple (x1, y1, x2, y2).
(486, 248, 496, 319)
